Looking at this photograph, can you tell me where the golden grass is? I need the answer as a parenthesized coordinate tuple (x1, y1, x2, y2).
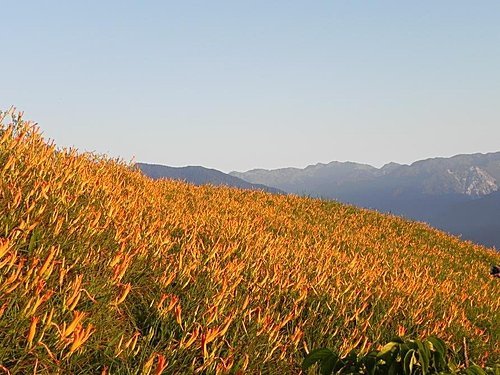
(0, 109, 498, 373)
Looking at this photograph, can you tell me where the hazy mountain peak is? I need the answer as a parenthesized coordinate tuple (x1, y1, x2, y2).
(381, 161, 403, 171)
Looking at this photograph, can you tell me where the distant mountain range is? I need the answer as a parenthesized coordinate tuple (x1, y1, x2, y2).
(231, 152, 500, 249)
(136, 163, 283, 194)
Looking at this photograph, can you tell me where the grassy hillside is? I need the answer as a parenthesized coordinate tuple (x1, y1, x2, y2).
(0, 111, 499, 374)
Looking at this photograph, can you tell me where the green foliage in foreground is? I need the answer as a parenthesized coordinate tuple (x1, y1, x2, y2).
(303, 336, 500, 375)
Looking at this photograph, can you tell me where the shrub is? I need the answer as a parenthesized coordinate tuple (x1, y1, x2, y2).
(302, 336, 499, 374)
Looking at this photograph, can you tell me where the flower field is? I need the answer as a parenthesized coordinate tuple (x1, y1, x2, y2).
(0, 110, 498, 374)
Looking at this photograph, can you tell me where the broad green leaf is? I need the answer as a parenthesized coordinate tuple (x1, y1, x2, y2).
(320, 353, 339, 375)
(427, 336, 447, 358)
(405, 340, 419, 351)
(416, 339, 430, 375)
(388, 361, 398, 375)
(400, 343, 411, 356)
(404, 349, 417, 375)
(302, 348, 337, 372)
(427, 336, 448, 372)
(390, 336, 406, 344)
(361, 354, 377, 375)
(431, 351, 448, 372)
(377, 342, 399, 360)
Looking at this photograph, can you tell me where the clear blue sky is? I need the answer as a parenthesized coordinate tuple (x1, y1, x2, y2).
(2, 1, 499, 172)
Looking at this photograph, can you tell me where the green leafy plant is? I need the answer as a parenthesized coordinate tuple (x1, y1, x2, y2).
(302, 336, 499, 375)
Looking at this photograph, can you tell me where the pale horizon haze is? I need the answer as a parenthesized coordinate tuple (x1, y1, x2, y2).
(1, 1, 499, 173)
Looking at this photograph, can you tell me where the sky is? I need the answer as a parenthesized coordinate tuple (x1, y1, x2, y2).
(1, 1, 499, 172)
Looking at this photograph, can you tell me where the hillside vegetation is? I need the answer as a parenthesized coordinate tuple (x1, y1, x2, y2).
(0, 111, 499, 374)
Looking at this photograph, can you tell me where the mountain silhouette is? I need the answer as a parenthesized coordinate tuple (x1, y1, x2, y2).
(137, 163, 284, 194)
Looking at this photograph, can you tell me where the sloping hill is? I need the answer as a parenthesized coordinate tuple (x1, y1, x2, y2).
(0, 112, 499, 373)
(136, 162, 283, 194)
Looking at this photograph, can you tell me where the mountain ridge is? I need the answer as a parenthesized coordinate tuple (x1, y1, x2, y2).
(233, 151, 500, 177)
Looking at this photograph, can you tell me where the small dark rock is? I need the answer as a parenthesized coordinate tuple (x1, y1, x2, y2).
(490, 265, 500, 278)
